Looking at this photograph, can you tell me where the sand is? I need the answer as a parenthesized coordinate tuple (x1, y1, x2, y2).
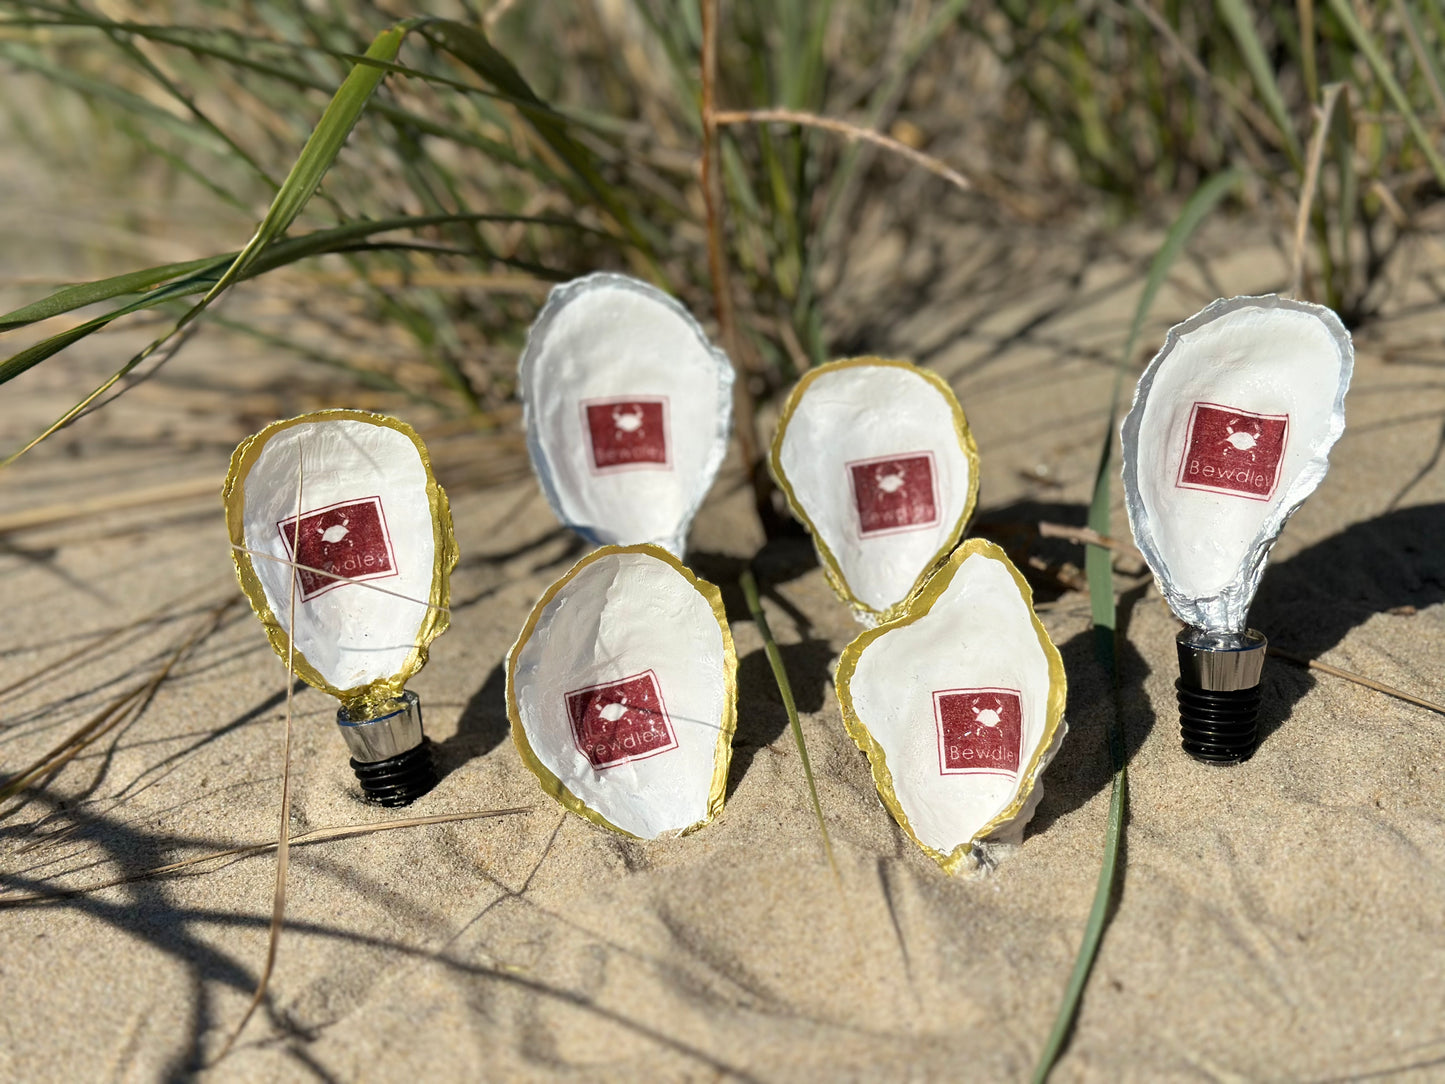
(4, 174, 1445, 1081)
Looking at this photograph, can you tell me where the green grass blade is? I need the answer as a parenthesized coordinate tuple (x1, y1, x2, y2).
(1393, 0, 1445, 121)
(1032, 169, 1243, 1083)
(0, 20, 424, 465)
(1029, 745, 1125, 1084)
(739, 568, 837, 874)
(0, 276, 218, 387)
(1216, 0, 1303, 167)
(1120, 168, 1246, 388)
(1299, 0, 1319, 105)
(0, 211, 590, 336)
(1329, 0, 1445, 186)
(0, 257, 230, 332)
(201, 20, 417, 300)
(422, 19, 655, 263)
(0, 40, 231, 156)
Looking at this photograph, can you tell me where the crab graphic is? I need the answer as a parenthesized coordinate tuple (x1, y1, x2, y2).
(1219, 418, 1262, 458)
(599, 696, 631, 723)
(612, 405, 645, 435)
(318, 514, 350, 544)
(875, 464, 907, 494)
(973, 697, 1006, 728)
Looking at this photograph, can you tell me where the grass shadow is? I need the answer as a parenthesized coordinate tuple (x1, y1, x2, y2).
(1251, 502, 1445, 749)
(434, 660, 510, 778)
(1028, 623, 1152, 839)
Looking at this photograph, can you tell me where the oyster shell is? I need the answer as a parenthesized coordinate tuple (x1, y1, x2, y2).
(770, 357, 979, 625)
(519, 273, 735, 557)
(507, 544, 737, 839)
(223, 410, 456, 712)
(836, 539, 1066, 874)
(1121, 295, 1354, 632)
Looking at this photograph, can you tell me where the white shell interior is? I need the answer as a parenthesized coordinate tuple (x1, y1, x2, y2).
(846, 553, 1053, 856)
(511, 551, 730, 839)
(776, 365, 973, 618)
(241, 418, 436, 692)
(1122, 296, 1353, 631)
(520, 274, 734, 556)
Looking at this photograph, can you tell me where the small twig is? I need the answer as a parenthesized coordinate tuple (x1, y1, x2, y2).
(713, 107, 974, 195)
(738, 569, 837, 877)
(1036, 522, 1144, 561)
(0, 808, 534, 907)
(1268, 646, 1445, 716)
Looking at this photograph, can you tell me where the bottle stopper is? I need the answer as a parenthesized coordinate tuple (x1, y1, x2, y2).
(223, 409, 458, 803)
(1121, 295, 1353, 763)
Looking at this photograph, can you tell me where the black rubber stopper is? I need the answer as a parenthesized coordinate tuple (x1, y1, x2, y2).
(1176, 680, 1260, 764)
(350, 739, 437, 806)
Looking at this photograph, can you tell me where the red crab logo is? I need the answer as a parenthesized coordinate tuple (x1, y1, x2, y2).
(848, 452, 940, 536)
(582, 397, 670, 472)
(277, 496, 397, 602)
(1176, 402, 1289, 501)
(933, 687, 1023, 776)
(565, 670, 678, 769)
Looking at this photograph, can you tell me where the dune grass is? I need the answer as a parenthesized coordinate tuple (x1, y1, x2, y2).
(1031, 167, 1244, 1082)
(4, 1, 1445, 1075)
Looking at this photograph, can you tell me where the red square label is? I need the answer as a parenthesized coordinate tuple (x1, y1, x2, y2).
(277, 496, 397, 602)
(848, 452, 940, 536)
(565, 670, 678, 770)
(1175, 402, 1289, 501)
(583, 397, 669, 472)
(933, 687, 1023, 776)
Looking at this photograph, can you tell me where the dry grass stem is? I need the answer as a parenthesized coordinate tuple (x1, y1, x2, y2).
(699, 0, 764, 508)
(1290, 83, 1346, 299)
(713, 108, 974, 194)
(215, 453, 303, 1062)
(0, 807, 535, 907)
(1036, 521, 1145, 561)
(1268, 646, 1445, 716)
(0, 476, 220, 535)
(232, 545, 451, 613)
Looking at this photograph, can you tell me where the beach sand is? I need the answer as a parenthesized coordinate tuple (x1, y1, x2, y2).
(3, 175, 1445, 1082)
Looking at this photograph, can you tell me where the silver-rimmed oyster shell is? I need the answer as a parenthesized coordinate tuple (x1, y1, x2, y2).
(519, 273, 734, 557)
(1121, 295, 1353, 632)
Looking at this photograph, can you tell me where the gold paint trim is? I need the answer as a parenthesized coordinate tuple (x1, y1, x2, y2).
(223, 409, 458, 714)
(835, 538, 1067, 875)
(767, 356, 981, 624)
(505, 544, 739, 838)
